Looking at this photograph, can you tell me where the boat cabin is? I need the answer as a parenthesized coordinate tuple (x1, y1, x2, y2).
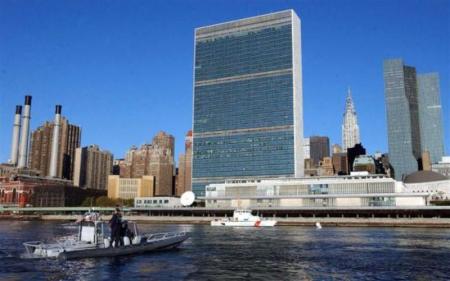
(79, 221, 106, 244)
(78, 220, 140, 246)
(232, 209, 259, 222)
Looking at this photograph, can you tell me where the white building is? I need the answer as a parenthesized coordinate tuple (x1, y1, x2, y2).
(342, 88, 360, 151)
(204, 175, 428, 208)
(134, 197, 181, 208)
(432, 156, 450, 177)
(303, 138, 310, 159)
(403, 170, 450, 200)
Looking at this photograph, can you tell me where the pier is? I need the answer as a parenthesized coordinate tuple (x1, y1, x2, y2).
(2, 206, 450, 221)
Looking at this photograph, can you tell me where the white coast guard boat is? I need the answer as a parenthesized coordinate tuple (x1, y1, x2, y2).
(21, 213, 189, 260)
(211, 209, 277, 227)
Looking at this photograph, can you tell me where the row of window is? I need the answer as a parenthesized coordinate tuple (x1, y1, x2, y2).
(195, 134, 293, 145)
(206, 197, 397, 207)
(195, 25, 293, 81)
(195, 55, 292, 81)
(207, 182, 396, 197)
(194, 170, 294, 179)
(194, 76, 293, 132)
(197, 24, 291, 44)
(194, 146, 294, 156)
(136, 199, 169, 204)
(193, 130, 295, 179)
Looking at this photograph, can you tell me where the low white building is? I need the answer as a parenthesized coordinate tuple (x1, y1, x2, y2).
(432, 156, 450, 177)
(204, 175, 429, 208)
(134, 197, 181, 208)
(403, 171, 450, 200)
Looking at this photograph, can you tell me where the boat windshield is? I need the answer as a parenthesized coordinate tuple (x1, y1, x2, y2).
(102, 222, 111, 238)
(77, 221, 111, 244)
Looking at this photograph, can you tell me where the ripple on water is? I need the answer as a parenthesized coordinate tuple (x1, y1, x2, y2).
(1, 222, 450, 280)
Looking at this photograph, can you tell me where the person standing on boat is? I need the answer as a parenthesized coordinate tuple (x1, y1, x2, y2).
(109, 207, 122, 247)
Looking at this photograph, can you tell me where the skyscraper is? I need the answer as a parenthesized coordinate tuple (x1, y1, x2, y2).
(383, 59, 445, 180)
(73, 145, 113, 190)
(175, 130, 193, 196)
(119, 131, 174, 196)
(152, 131, 175, 161)
(303, 138, 311, 159)
(192, 10, 304, 196)
(342, 88, 360, 151)
(309, 136, 330, 167)
(332, 153, 349, 175)
(417, 73, 445, 164)
(383, 59, 421, 180)
(29, 117, 81, 179)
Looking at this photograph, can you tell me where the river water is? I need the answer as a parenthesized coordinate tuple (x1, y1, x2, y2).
(0, 221, 449, 280)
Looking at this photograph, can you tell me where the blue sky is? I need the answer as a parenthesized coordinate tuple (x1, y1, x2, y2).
(1, 0, 449, 163)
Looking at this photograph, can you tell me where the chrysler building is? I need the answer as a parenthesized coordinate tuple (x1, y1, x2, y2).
(342, 88, 360, 150)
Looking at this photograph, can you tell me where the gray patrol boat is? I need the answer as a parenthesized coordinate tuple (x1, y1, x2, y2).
(22, 213, 189, 260)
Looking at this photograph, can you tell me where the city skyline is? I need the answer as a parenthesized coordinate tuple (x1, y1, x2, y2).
(1, 0, 449, 163)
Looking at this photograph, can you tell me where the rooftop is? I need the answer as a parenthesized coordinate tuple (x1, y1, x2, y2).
(404, 171, 449, 184)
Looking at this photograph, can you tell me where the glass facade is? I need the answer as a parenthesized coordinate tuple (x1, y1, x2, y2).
(418, 73, 445, 164)
(384, 60, 446, 180)
(192, 10, 303, 196)
(383, 59, 421, 180)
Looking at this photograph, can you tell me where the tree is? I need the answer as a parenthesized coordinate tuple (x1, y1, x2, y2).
(95, 196, 117, 207)
(81, 197, 95, 207)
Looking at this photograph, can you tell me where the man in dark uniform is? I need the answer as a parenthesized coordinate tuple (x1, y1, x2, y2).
(109, 207, 122, 247)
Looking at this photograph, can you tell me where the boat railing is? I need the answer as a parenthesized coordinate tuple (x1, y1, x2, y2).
(23, 241, 44, 254)
(23, 240, 65, 255)
(144, 232, 186, 242)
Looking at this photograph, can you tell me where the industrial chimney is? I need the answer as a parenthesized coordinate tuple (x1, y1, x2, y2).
(9, 105, 22, 166)
(17, 96, 32, 168)
(49, 105, 62, 178)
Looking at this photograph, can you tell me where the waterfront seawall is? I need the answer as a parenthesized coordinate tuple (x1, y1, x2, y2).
(18, 215, 450, 228)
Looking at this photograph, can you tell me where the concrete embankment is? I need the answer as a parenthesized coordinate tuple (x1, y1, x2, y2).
(27, 215, 450, 228)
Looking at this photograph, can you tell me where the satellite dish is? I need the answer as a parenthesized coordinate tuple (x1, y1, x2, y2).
(180, 191, 195, 206)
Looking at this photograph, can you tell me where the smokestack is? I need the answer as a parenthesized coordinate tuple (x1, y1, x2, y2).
(49, 105, 62, 177)
(17, 96, 32, 168)
(9, 105, 22, 165)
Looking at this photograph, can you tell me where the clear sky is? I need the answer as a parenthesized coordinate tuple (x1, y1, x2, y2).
(1, 0, 449, 163)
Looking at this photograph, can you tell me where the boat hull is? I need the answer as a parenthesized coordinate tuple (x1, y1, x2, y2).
(211, 220, 277, 227)
(58, 233, 189, 261)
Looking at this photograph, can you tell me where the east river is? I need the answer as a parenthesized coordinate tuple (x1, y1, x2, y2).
(1, 221, 450, 280)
